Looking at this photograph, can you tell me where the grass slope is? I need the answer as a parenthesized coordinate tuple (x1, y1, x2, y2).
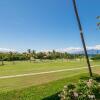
(0, 73, 90, 100)
(0, 61, 99, 91)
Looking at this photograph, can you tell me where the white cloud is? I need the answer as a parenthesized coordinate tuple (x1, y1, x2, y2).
(41, 45, 100, 53)
(0, 45, 100, 53)
(63, 47, 83, 53)
(0, 48, 16, 52)
(87, 45, 100, 50)
(95, 45, 100, 50)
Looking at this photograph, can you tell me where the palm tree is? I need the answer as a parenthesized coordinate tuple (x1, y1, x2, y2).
(1, 56, 4, 66)
(27, 49, 32, 62)
(32, 50, 36, 58)
(52, 50, 56, 59)
(72, 0, 92, 77)
(9, 51, 15, 64)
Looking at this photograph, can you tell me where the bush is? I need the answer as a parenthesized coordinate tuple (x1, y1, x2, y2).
(59, 79, 100, 100)
(91, 55, 100, 60)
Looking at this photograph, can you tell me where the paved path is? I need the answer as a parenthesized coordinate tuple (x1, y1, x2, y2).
(0, 65, 99, 79)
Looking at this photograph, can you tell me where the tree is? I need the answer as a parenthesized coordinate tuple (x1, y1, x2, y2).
(52, 50, 56, 59)
(91, 54, 100, 60)
(1, 56, 4, 66)
(9, 51, 15, 64)
(27, 49, 32, 62)
(72, 0, 92, 77)
(36, 52, 46, 60)
(32, 50, 36, 59)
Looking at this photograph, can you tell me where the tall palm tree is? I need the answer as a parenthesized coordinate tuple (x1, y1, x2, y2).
(72, 0, 92, 77)
(27, 49, 32, 62)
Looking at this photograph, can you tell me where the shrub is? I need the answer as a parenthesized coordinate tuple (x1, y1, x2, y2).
(59, 79, 100, 100)
(91, 55, 100, 60)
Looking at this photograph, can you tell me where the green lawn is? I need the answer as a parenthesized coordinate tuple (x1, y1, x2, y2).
(0, 73, 99, 100)
(0, 60, 99, 76)
(0, 60, 88, 76)
(0, 60, 99, 100)
(0, 60, 99, 92)
(0, 73, 91, 100)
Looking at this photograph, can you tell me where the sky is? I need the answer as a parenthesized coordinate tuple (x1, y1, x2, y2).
(0, 0, 100, 52)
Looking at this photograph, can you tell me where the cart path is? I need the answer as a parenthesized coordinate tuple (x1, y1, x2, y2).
(0, 65, 99, 79)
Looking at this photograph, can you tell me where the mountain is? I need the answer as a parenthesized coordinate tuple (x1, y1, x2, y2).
(65, 45, 100, 54)
(72, 49, 100, 55)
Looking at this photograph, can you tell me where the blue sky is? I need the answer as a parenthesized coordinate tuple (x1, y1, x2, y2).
(0, 0, 100, 51)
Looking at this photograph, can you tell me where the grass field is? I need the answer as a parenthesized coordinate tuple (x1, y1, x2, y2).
(0, 73, 100, 100)
(0, 73, 86, 100)
(0, 60, 100, 93)
(0, 60, 99, 100)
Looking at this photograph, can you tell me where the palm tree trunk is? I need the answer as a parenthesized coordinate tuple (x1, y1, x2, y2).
(72, 0, 92, 77)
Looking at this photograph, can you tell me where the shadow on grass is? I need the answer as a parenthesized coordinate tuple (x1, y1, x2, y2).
(80, 73, 100, 82)
(42, 92, 60, 100)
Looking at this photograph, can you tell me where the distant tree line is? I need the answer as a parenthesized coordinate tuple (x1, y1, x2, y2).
(0, 50, 85, 65)
(0, 52, 29, 61)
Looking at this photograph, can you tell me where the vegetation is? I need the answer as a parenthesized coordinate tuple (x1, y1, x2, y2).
(91, 55, 100, 60)
(0, 61, 89, 91)
(0, 52, 28, 61)
(0, 60, 99, 91)
(0, 73, 99, 100)
(0, 51, 99, 100)
(60, 78, 100, 100)
(0, 50, 85, 65)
